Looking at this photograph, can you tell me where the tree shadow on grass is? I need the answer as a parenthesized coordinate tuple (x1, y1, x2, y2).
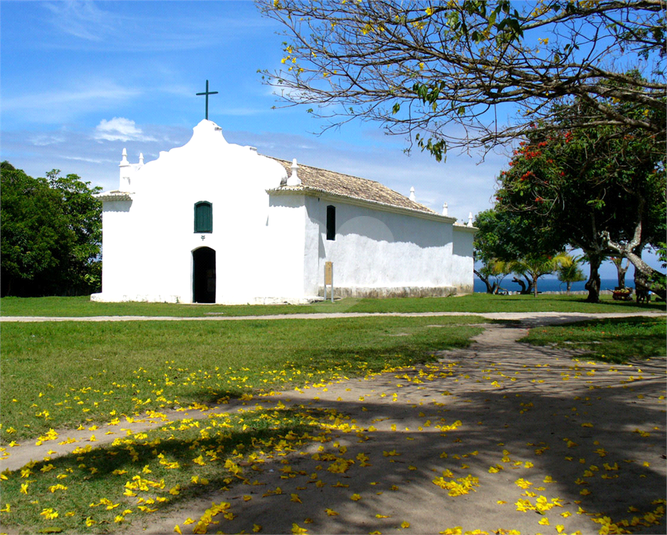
(520, 316, 667, 363)
(0, 408, 325, 533)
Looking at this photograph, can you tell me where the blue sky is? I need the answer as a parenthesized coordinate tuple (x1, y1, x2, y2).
(1, 0, 658, 279)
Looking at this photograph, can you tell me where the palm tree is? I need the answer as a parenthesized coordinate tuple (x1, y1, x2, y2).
(511, 253, 570, 297)
(557, 254, 587, 294)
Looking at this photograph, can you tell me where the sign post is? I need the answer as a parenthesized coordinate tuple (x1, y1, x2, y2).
(324, 261, 334, 303)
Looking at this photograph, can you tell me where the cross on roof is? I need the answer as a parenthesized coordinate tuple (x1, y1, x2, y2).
(196, 80, 218, 120)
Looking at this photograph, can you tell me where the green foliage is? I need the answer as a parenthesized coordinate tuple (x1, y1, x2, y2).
(473, 209, 567, 295)
(474, 208, 564, 264)
(508, 253, 566, 297)
(522, 317, 666, 364)
(1, 163, 102, 296)
(557, 254, 587, 292)
(493, 90, 666, 301)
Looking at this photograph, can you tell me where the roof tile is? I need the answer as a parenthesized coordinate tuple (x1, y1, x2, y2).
(271, 158, 436, 215)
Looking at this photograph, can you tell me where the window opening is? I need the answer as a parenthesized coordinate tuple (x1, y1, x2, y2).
(326, 205, 336, 241)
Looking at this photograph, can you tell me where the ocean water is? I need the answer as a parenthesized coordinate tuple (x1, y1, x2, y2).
(473, 278, 631, 294)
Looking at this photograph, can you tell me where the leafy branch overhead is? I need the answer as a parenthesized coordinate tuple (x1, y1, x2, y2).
(258, 0, 665, 159)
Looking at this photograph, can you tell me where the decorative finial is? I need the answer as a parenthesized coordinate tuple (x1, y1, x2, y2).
(468, 212, 474, 227)
(442, 202, 448, 216)
(120, 148, 129, 165)
(139, 153, 144, 165)
(287, 158, 301, 186)
(409, 187, 416, 201)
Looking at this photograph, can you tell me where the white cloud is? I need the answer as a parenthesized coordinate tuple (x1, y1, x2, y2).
(43, 0, 119, 42)
(93, 117, 155, 142)
(41, 0, 276, 52)
(30, 133, 66, 146)
(2, 83, 141, 124)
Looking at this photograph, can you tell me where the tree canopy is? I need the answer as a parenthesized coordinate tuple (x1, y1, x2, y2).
(473, 208, 568, 295)
(259, 0, 665, 159)
(1, 163, 102, 297)
(491, 95, 666, 301)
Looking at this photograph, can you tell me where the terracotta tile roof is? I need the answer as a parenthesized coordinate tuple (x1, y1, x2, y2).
(270, 158, 437, 215)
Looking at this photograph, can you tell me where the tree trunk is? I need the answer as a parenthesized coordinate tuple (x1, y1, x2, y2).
(602, 224, 666, 300)
(585, 256, 602, 303)
(625, 249, 666, 300)
(512, 277, 526, 293)
(524, 275, 534, 295)
(532, 273, 539, 297)
(566, 281, 572, 294)
(615, 261, 627, 289)
(474, 270, 496, 294)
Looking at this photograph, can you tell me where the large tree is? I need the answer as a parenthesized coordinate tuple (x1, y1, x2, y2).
(493, 97, 666, 301)
(1, 163, 102, 297)
(258, 0, 665, 159)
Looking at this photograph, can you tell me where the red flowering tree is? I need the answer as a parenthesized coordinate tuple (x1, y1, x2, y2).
(494, 97, 665, 302)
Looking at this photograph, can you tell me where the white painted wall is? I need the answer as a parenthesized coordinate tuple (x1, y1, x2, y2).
(94, 120, 289, 304)
(451, 225, 476, 293)
(300, 195, 473, 297)
(93, 119, 475, 304)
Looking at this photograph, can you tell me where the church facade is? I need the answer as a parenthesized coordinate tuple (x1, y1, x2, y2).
(92, 120, 476, 304)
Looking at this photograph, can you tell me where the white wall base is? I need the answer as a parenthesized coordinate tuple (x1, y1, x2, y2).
(317, 286, 459, 299)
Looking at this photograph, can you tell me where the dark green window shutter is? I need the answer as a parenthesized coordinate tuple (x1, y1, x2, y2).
(194, 201, 213, 233)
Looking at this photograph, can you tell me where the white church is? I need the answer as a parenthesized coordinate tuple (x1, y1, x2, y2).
(92, 119, 476, 304)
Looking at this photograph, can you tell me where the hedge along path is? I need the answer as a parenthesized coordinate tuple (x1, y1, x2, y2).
(0, 312, 665, 535)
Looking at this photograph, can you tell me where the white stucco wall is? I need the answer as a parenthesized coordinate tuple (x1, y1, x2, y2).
(450, 225, 476, 293)
(94, 120, 290, 304)
(93, 119, 476, 304)
(298, 195, 472, 297)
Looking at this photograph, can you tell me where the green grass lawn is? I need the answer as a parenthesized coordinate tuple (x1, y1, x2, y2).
(1, 316, 486, 443)
(1, 295, 665, 534)
(521, 316, 667, 363)
(1, 292, 665, 317)
(0, 315, 486, 533)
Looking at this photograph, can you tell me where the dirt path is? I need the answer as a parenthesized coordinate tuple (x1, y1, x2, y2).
(1, 311, 665, 323)
(1, 313, 665, 535)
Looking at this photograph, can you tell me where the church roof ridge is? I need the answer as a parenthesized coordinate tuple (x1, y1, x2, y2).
(268, 157, 438, 216)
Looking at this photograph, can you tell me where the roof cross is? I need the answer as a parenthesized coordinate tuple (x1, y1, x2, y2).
(196, 80, 218, 120)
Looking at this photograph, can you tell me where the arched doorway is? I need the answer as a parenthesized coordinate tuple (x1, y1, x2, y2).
(193, 247, 216, 303)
